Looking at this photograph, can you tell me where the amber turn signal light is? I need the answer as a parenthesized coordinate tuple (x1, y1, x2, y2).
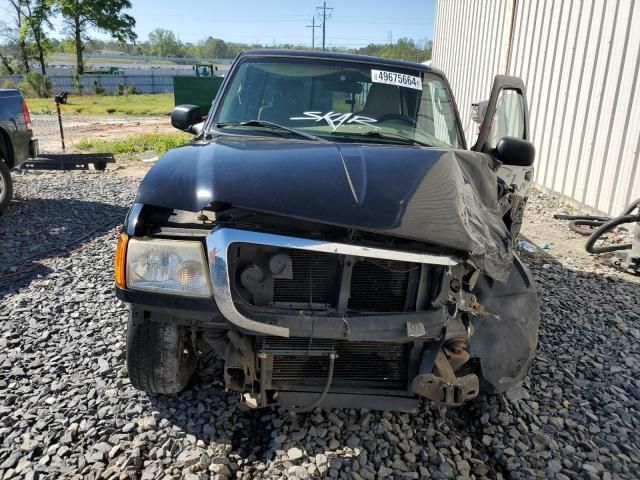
(114, 233, 129, 288)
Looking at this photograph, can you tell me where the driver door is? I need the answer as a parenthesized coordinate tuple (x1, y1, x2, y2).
(471, 75, 534, 197)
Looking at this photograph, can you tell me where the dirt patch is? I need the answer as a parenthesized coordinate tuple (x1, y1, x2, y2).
(112, 159, 156, 178)
(32, 113, 175, 153)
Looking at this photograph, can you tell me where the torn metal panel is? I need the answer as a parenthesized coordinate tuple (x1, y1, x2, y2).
(470, 255, 539, 393)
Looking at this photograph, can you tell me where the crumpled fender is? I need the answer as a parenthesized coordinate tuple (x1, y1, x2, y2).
(469, 254, 539, 393)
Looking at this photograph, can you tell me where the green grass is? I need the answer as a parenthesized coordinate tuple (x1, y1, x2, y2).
(26, 93, 174, 116)
(76, 132, 191, 156)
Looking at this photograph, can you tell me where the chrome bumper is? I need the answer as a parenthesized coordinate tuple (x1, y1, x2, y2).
(206, 227, 460, 338)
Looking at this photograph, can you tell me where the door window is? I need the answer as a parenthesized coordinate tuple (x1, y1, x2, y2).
(487, 89, 525, 148)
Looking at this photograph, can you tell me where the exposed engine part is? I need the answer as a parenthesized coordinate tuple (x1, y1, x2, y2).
(229, 242, 450, 314)
(224, 345, 249, 391)
(412, 350, 479, 407)
(258, 352, 269, 407)
(257, 337, 409, 389)
(269, 253, 293, 278)
(200, 329, 229, 358)
(241, 265, 265, 287)
(224, 331, 256, 390)
(239, 263, 273, 306)
(444, 338, 471, 371)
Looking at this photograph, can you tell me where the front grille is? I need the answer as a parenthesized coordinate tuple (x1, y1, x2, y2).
(272, 249, 340, 307)
(232, 243, 423, 313)
(349, 259, 416, 312)
(259, 337, 409, 390)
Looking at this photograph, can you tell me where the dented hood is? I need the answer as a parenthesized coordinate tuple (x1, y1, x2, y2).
(136, 135, 513, 280)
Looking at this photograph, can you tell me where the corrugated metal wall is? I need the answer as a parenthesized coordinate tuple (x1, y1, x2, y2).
(432, 0, 640, 215)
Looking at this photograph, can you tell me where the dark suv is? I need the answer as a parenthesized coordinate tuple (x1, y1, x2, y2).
(115, 50, 539, 412)
(0, 89, 38, 213)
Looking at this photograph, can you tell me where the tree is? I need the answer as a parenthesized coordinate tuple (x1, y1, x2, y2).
(6, 0, 31, 73)
(0, 52, 15, 75)
(55, 0, 136, 74)
(148, 28, 182, 57)
(60, 37, 76, 54)
(22, 0, 54, 75)
(356, 38, 431, 63)
(196, 37, 229, 59)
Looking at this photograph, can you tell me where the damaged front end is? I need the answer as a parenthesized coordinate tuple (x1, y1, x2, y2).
(198, 225, 537, 412)
(122, 130, 539, 412)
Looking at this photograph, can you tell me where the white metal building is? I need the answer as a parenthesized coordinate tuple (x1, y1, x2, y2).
(432, 0, 640, 215)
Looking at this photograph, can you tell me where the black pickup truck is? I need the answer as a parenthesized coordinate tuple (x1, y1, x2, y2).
(0, 89, 38, 213)
(115, 50, 539, 412)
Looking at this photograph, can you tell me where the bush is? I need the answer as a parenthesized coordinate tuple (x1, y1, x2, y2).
(1, 79, 16, 89)
(18, 72, 52, 98)
(115, 84, 135, 96)
(93, 79, 106, 95)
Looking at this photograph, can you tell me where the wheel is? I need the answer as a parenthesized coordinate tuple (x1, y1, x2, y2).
(126, 310, 197, 394)
(0, 159, 13, 214)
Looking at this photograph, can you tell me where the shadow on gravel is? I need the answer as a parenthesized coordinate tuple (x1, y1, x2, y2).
(149, 357, 278, 459)
(0, 197, 128, 297)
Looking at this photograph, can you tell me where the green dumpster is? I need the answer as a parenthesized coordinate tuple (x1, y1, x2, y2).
(173, 76, 224, 113)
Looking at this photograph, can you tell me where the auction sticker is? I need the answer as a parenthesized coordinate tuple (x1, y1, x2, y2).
(371, 69, 422, 90)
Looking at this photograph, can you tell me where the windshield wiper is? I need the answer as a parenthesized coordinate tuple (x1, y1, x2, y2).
(331, 130, 431, 147)
(215, 120, 327, 142)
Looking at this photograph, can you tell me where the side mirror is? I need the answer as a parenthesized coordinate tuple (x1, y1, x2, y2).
(471, 100, 488, 125)
(494, 136, 535, 167)
(171, 104, 203, 134)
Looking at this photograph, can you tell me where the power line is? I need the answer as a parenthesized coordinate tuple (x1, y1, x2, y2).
(306, 17, 320, 50)
(316, 2, 333, 51)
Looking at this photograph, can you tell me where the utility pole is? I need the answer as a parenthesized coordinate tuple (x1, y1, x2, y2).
(316, 2, 333, 51)
(306, 17, 320, 50)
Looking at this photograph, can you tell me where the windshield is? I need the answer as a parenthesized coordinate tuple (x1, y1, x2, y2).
(212, 57, 463, 148)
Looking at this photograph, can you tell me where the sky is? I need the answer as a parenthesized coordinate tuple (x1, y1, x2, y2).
(29, 0, 436, 47)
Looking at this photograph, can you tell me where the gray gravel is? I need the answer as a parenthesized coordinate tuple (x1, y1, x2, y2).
(1, 171, 639, 480)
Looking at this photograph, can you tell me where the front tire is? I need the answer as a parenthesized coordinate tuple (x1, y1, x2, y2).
(126, 310, 197, 394)
(0, 160, 13, 214)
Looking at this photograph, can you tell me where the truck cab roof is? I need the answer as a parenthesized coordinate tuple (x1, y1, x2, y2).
(239, 49, 435, 73)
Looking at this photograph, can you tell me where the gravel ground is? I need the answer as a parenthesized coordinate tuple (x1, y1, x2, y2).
(1, 171, 639, 480)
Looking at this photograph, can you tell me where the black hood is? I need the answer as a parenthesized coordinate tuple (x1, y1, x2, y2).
(136, 135, 513, 280)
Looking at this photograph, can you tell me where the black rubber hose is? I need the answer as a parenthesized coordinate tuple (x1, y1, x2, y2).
(622, 197, 640, 215)
(553, 198, 640, 237)
(289, 353, 336, 413)
(585, 214, 640, 254)
(553, 214, 611, 221)
(569, 219, 608, 236)
(553, 214, 611, 236)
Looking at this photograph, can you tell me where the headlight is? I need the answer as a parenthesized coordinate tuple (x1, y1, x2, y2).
(126, 238, 212, 297)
